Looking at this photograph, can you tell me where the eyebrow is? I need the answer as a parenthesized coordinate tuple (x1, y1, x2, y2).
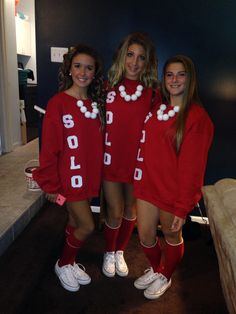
(166, 70, 186, 73)
(127, 50, 145, 55)
(73, 62, 94, 67)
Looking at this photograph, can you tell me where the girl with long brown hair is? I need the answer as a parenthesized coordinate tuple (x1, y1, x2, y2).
(133, 55, 214, 299)
(33, 44, 106, 292)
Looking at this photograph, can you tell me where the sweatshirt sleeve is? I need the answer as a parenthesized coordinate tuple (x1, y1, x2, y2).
(33, 98, 63, 194)
(174, 110, 214, 218)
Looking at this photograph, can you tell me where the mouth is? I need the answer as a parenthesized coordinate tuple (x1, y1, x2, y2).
(77, 77, 87, 82)
(169, 84, 181, 88)
(128, 66, 139, 72)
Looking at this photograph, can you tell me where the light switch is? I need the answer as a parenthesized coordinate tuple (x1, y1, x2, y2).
(50, 47, 68, 63)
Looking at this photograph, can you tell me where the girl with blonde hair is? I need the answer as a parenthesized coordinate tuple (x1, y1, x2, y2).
(102, 32, 160, 278)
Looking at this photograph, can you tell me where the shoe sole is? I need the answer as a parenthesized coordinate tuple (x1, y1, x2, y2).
(55, 265, 80, 292)
(102, 267, 115, 278)
(134, 281, 152, 290)
(134, 273, 161, 290)
(144, 279, 172, 300)
(116, 268, 129, 277)
(77, 278, 91, 285)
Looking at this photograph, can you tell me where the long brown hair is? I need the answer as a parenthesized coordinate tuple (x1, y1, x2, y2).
(58, 44, 106, 126)
(161, 55, 201, 152)
(108, 32, 158, 89)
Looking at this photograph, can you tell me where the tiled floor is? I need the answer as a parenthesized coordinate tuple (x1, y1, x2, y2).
(0, 139, 45, 256)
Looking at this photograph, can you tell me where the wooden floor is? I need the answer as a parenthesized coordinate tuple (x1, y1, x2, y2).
(0, 202, 228, 314)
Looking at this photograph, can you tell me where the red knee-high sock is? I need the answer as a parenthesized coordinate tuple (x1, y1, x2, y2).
(58, 232, 84, 267)
(65, 224, 76, 236)
(104, 222, 120, 252)
(161, 239, 184, 280)
(116, 216, 136, 251)
(141, 238, 162, 272)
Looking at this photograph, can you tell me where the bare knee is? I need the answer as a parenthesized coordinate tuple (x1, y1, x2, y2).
(83, 220, 95, 236)
(162, 228, 182, 244)
(140, 237, 156, 247)
(124, 204, 136, 220)
(106, 205, 123, 227)
(75, 221, 95, 239)
(138, 228, 157, 247)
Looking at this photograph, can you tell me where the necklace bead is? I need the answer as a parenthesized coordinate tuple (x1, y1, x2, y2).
(157, 104, 180, 121)
(119, 84, 143, 102)
(76, 100, 99, 119)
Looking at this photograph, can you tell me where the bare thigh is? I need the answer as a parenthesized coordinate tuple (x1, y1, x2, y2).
(159, 209, 182, 244)
(123, 183, 136, 219)
(66, 200, 95, 241)
(103, 181, 124, 226)
(136, 199, 160, 247)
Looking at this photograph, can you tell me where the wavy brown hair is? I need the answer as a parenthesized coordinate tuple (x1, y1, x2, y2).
(108, 32, 158, 89)
(58, 44, 106, 126)
(161, 55, 202, 153)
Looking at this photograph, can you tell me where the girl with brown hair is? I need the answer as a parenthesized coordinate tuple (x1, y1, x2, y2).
(134, 55, 214, 299)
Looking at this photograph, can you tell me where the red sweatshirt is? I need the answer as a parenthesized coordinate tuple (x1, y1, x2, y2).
(134, 102, 214, 218)
(103, 78, 161, 183)
(33, 92, 104, 201)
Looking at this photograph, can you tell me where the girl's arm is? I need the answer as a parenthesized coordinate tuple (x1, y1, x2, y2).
(174, 110, 214, 219)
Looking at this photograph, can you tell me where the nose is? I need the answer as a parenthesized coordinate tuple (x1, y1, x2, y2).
(132, 56, 138, 65)
(171, 74, 178, 82)
(79, 66, 86, 76)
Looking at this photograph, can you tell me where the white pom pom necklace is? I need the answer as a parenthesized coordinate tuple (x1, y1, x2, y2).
(76, 100, 99, 119)
(157, 104, 180, 121)
(119, 84, 143, 102)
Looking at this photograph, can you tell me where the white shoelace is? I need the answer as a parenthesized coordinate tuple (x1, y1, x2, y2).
(116, 252, 125, 264)
(62, 265, 77, 282)
(105, 253, 115, 262)
(148, 273, 168, 292)
(73, 263, 86, 275)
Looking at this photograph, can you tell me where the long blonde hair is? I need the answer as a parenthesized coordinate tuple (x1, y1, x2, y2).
(161, 55, 201, 153)
(108, 32, 158, 89)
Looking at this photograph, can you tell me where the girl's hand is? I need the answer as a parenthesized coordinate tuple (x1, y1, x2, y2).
(170, 216, 185, 232)
(45, 193, 58, 203)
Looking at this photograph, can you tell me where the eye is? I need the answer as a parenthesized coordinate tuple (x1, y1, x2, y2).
(165, 72, 173, 78)
(178, 72, 187, 77)
(139, 55, 146, 61)
(87, 65, 94, 71)
(127, 51, 133, 57)
(74, 63, 81, 68)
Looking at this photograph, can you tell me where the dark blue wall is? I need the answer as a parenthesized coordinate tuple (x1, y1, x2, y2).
(35, 0, 236, 184)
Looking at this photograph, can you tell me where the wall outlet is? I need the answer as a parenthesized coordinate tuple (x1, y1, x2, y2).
(50, 47, 68, 63)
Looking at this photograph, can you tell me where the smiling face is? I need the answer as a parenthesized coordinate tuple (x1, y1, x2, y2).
(124, 43, 146, 80)
(70, 53, 96, 90)
(165, 62, 187, 98)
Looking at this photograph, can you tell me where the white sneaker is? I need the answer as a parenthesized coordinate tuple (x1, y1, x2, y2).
(115, 251, 128, 277)
(102, 252, 115, 277)
(134, 267, 161, 290)
(144, 274, 171, 299)
(73, 262, 91, 285)
(54, 260, 80, 292)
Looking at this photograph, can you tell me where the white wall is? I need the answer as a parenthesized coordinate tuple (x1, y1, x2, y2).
(0, 0, 36, 153)
(0, 0, 21, 152)
(17, 0, 37, 83)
